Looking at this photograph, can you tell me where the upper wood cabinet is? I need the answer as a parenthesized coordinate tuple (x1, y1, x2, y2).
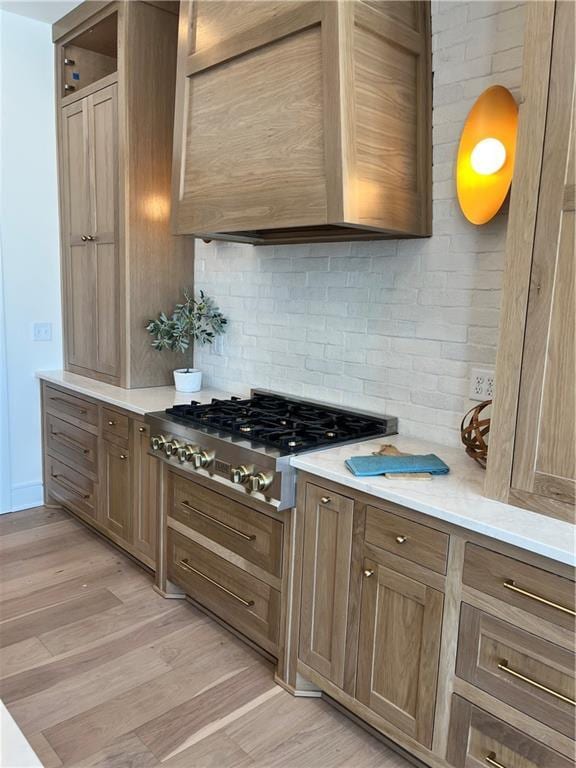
(486, 0, 575, 522)
(171, 0, 431, 244)
(54, 1, 194, 387)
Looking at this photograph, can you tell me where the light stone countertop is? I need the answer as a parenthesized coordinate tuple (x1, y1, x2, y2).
(36, 370, 247, 415)
(290, 435, 575, 566)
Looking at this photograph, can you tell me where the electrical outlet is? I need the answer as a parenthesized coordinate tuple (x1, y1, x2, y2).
(470, 368, 495, 401)
(33, 323, 52, 342)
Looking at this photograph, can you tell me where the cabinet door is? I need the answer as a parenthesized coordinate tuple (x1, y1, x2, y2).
(61, 99, 97, 372)
(132, 420, 159, 568)
(101, 440, 131, 541)
(89, 84, 120, 379)
(356, 559, 443, 748)
(510, 1, 575, 515)
(299, 484, 354, 688)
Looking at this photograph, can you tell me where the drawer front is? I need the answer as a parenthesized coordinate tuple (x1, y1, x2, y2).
(170, 473, 283, 577)
(462, 544, 575, 630)
(44, 384, 98, 428)
(102, 407, 130, 443)
(45, 413, 98, 476)
(167, 529, 280, 654)
(365, 504, 449, 574)
(46, 455, 97, 521)
(457, 604, 575, 739)
(447, 696, 571, 768)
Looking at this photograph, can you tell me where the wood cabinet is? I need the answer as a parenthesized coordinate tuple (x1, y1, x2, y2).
(61, 84, 120, 380)
(101, 440, 131, 540)
(357, 558, 443, 748)
(42, 381, 160, 569)
(299, 485, 354, 687)
(486, 0, 575, 522)
(171, 0, 431, 244)
(293, 473, 575, 768)
(55, 1, 193, 387)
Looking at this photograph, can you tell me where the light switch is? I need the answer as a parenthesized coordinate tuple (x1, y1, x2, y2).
(33, 323, 52, 342)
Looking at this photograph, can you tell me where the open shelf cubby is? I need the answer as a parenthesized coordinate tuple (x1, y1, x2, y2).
(62, 12, 118, 98)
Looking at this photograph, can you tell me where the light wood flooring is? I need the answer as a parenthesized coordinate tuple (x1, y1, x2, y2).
(0, 506, 412, 768)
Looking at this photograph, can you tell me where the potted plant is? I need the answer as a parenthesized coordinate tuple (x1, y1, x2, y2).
(146, 290, 227, 392)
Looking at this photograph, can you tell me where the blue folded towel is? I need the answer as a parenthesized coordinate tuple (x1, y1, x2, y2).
(345, 454, 450, 477)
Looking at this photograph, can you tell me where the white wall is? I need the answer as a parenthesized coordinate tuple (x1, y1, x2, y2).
(194, 1, 526, 447)
(0, 9, 63, 513)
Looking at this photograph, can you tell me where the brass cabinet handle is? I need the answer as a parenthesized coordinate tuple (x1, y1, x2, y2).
(50, 428, 89, 454)
(138, 427, 146, 433)
(497, 659, 575, 706)
(177, 559, 254, 607)
(485, 753, 507, 768)
(320, 496, 331, 504)
(86, 235, 95, 241)
(363, 569, 374, 578)
(49, 396, 87, 415)
(503, 579, 575, 616)
(119, 454, 128, 460)
(51, 473, 90, 499)
(107, 420, 116, 426)
(81, 235, 88, 241)
(395, 535, 407, 544)
(180, 500, 255, 541)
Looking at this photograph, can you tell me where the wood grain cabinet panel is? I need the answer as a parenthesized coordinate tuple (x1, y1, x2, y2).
(457, 604, 575, 739)
(167, 528, 280, 654)
(172, 0, 431, 243)
(462, 544, 575, 631)
(44, 384, 99, 429)
(170, 473, 283, 577)
(356, 558, 443, 747)
(46, 454, 97, 523)
(132, 420, 159, 568)
(45, 413, 98, 478)
(100, 439, 131, 542)
(299, 484, 354, 688)
(447, 696, 572, 768)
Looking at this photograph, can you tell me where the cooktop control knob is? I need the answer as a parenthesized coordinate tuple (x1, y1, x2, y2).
(230, 465, 251, 484)
(150, 435, 167, 451)
(177, 444, 197, 463)
(164, 440, 182, 457)
(193, 450, 214, 469)
(249, 472, 274, 493)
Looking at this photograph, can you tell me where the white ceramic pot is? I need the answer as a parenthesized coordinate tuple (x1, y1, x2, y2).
(173, 368, 202, 393)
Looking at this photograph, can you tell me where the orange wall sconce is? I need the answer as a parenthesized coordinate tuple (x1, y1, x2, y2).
(456, 85, 519, 225)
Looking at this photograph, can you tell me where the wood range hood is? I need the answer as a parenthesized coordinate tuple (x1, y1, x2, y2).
(171, 0, 432, 246)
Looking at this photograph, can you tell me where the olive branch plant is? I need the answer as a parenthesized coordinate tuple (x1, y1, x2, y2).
(146, 290, 228, 372)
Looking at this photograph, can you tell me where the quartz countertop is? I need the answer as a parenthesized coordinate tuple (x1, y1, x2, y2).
(290, 435, 575, 566)
(36, 370, 246, 415)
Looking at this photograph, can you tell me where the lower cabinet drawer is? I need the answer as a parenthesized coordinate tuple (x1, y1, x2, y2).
(447, 696, 572, 768)
(46, 455, 97, 521)
(170, 473, 283, 577)
(45, 412, 98, 477)
(167, 529, 280, 654)
(457, 604, 575, 739)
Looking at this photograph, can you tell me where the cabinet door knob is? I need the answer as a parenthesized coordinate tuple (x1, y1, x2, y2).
(395, 535, 407, 544)
(138, 427, 146, 433)
(81, 235, 88, 241)
(119, 454, 127, 460)
(108, 420, 116, 426)
(320, 496, 331, 504)
(363, 569, 374, 578)
(86, 235, 95, 241)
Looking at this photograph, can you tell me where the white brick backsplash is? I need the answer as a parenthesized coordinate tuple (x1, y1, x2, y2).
(193, 1, 525, 447)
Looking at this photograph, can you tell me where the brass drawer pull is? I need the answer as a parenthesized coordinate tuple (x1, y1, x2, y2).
(485, 753, 506, 768)
(320, 496, 331, 504)
(107, 420, 116, 426)
(180, 501, 255, 541)
(503, 579, 575, 616)
(395, 535, 407, 544)
(138, 427, 146, 433)
(51, 473, 90, 499)
(363, 569, 374, 578)
(50, 428, 90, 454)
(50, 396, 87, 415)
(497, 659, 575, 706)
(119, 454, 128, 460)
(177, 558, 254, 607)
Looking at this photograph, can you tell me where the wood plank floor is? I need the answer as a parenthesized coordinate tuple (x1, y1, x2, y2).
(0, 506, 411, 768)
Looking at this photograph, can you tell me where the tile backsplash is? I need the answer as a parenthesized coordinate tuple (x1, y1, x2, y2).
(194, 1, 526, 447)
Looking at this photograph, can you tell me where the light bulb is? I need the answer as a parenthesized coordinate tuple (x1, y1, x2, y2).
(470, 138, 507, 175)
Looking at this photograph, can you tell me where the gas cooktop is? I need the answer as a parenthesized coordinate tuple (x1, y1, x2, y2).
(164, 391, 397, 454)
